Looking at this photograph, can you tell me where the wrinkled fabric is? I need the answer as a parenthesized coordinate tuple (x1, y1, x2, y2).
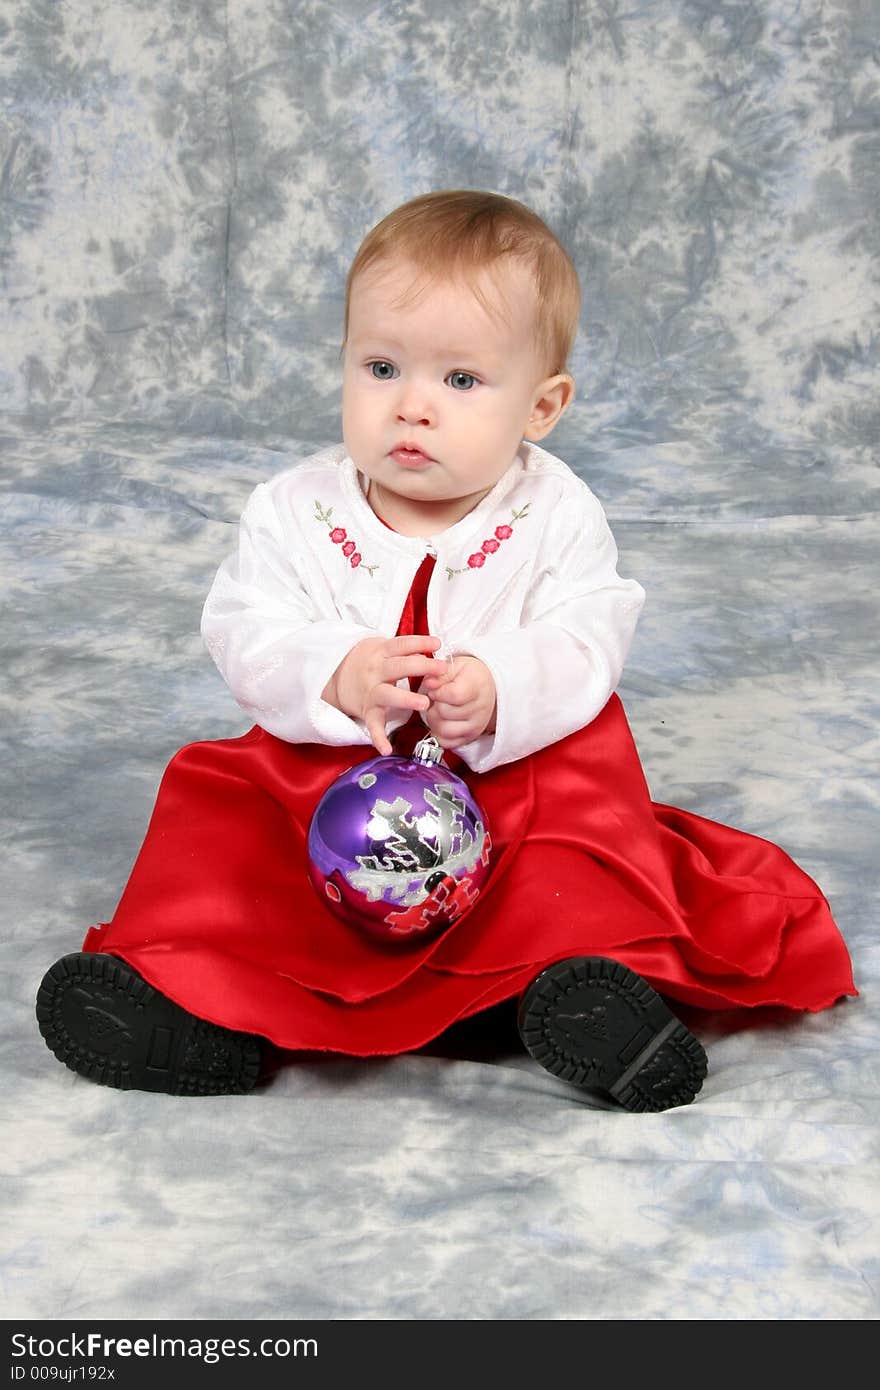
(82, 659, 856, 1051)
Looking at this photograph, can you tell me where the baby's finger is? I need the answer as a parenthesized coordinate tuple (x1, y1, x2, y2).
(429, 698, 468, 720)
(386, 656, 450, 682)
(373, 682, 430, 713)
(419, 674, 445, 694)
(432, 723, 475, 749)
(430, 675, 470, 706)
(387, 634, 443, 656)
(365, 713, 393, 757)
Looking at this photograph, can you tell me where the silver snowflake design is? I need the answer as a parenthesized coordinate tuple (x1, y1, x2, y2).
(346, 783, 486, 906)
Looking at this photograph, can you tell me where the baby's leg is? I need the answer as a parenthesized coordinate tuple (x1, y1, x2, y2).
(36, 953, 263, 1095)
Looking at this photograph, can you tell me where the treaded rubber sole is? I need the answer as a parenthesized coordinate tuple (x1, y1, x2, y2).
(35, 952, 263, 1095)
(517, 956, 707, 1112)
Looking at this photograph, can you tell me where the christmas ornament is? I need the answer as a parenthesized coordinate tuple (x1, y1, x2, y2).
(308, 733, 493, 943)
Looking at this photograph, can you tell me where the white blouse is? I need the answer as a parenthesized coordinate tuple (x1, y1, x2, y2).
(201, 440, 646, 773)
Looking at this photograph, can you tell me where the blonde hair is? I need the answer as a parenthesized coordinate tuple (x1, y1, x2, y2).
(340, 190, 581, 379)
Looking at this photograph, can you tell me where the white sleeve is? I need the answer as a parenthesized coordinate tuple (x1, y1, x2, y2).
(447, 493, 645, 773)
(200, 481, 380, 746)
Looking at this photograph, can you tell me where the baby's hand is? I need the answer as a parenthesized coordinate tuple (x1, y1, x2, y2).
(327, 634, 450, 756)
(418, 655, 497, 750)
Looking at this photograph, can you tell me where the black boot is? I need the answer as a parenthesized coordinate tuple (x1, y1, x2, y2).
(36, 952, 263, 1096)
(518, 956, 707, 1112)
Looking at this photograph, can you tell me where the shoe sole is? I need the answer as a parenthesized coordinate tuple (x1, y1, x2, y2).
(36, 952, 262, 1095)
(517, 956, 707, 1112)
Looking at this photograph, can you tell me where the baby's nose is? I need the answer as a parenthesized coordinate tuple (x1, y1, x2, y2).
(398, 410, 433, 428)
(396, 385, 435, 423)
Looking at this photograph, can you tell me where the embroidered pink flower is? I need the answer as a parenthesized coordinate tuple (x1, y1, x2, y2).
(314, 501, 380, 578)
(445, 504, 530, 580)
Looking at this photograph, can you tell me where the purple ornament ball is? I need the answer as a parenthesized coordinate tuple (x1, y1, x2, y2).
(308, 734, 492, 943)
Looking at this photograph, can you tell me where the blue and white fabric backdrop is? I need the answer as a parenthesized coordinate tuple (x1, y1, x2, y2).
(2, 0, 877, 1321)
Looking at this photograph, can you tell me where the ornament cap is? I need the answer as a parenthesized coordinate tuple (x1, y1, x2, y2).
(412, 733, 445, 767)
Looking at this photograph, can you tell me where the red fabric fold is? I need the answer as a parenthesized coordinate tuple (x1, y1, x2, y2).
(81, 546, 857, 1053)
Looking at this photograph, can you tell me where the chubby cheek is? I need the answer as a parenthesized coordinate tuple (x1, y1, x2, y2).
(461, 414, 511, 463)
(342, 403, 377, 460)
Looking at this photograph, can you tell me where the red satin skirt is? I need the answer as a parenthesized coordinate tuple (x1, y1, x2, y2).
(81, 694, 856, 1053)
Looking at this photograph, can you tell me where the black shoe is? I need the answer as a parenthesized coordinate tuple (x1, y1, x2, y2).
(36, 952, 263, 1095)
(518, 956, 707, 1112)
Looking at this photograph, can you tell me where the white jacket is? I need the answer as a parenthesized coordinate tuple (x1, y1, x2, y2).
(201, 440, 646, 773)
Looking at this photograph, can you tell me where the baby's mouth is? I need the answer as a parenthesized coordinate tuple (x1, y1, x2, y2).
(390, 446, 435, 467)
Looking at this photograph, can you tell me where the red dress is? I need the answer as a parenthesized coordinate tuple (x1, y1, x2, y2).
(81, 548, 857, 1052)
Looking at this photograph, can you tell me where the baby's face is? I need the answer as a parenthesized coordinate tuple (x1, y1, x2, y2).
(342, 257, 560, 524)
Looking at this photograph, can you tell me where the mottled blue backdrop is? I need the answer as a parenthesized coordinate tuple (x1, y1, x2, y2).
(2, 0, 877, 1321)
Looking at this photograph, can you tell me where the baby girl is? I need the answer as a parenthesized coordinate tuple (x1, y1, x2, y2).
(36, 190, 856, 1108)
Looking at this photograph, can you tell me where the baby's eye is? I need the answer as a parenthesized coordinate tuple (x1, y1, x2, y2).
(368, 360, 397, 381)
(447, 371, 478, 391)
